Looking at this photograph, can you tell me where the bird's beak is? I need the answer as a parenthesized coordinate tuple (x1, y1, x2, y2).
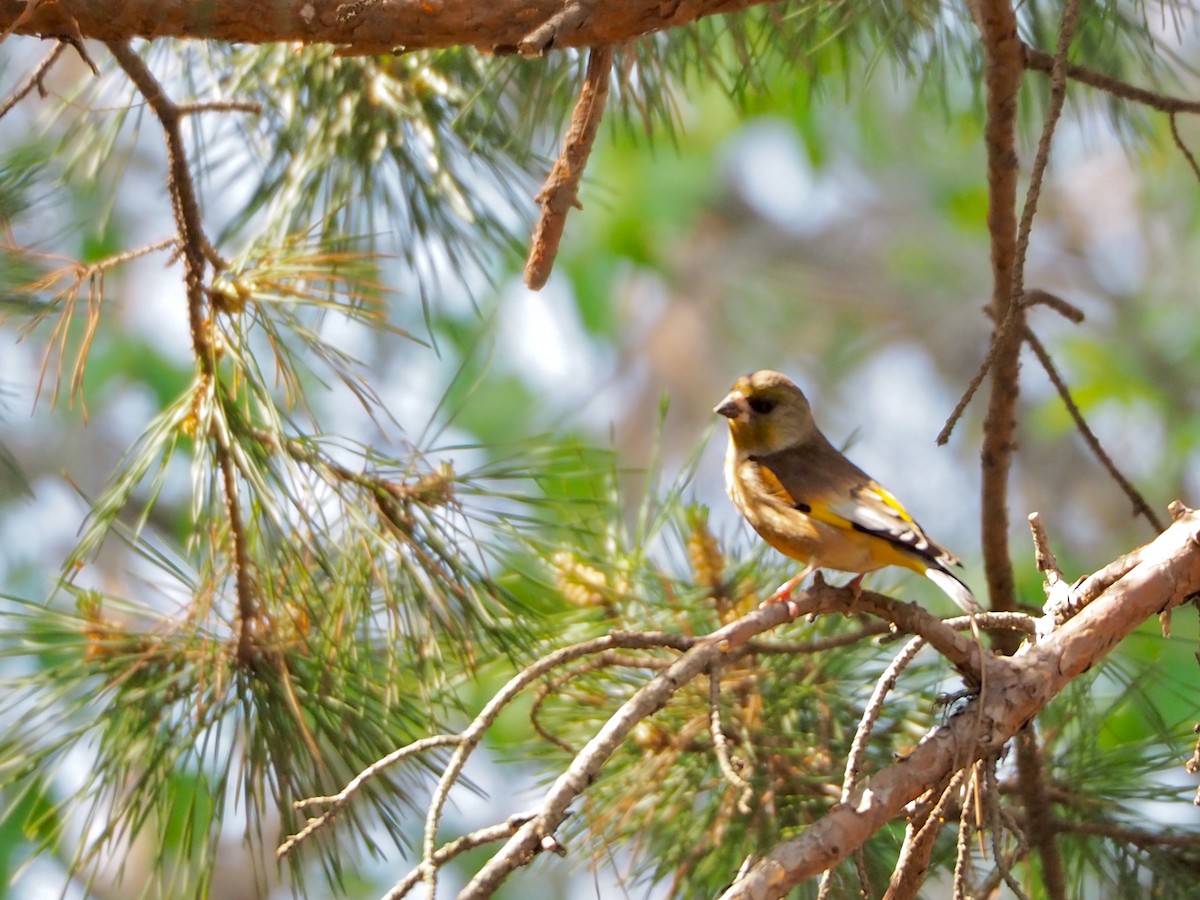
(714, 390, 748, 420)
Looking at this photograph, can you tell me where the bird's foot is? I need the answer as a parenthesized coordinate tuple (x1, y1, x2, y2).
(761, 566, 814, 618)
(845, 574, 865, 612)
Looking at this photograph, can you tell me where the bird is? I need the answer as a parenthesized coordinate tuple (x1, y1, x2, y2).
(715, 369, 979, 613)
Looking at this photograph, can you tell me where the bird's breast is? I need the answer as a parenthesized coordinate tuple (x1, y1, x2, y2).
(724, 448, 885, 573)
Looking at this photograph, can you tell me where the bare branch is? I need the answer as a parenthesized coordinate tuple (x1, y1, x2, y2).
(0, 42, 65, 120)
(1053, 817, 1200, 849)
(530, 651, 672, 755)
(746, 623, 891, 654)
(883, 771, 968, 900)
(1012, 1, 1080, 308)
(1024, 44, 1200, 114)
(1022, 288, 1085, 324)
(382, 813, 537, 900)
(1023, 326, 1164, 531)
(176, 99, 263, 116)
(822, 634, 926, 898)
(841, 636, 926, 806)
(418, 630, 690, 896)
(277, 734, 462, 858)
(1169, 112, 1200, 183)
(708, 661, 753, 814)
(952, 773, 977, 899)
(985, 758, 1032, 900)
(938, 335, 1003, 446)
(1014, 728, 1065, 900)
(940, 286, 1082, 447)
(458, 586, 848, 900)
(1027, 511, 1064, 584)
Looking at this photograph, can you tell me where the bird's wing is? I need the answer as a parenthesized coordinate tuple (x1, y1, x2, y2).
(752, 444, 960, 569)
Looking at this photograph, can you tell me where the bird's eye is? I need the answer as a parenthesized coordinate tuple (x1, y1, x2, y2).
(748, 396, 776, 415)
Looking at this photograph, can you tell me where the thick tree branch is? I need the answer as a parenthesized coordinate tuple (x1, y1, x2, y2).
(718, 508, 1200, 899)
(1, 0, 777, 52)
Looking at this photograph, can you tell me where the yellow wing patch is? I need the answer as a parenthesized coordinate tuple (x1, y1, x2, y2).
(865, 480, 917, 525)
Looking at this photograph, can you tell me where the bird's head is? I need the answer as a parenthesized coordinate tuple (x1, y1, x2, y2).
(715, 370, 817, 454)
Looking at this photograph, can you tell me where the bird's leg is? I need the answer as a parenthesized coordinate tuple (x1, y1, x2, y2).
(844, 573, 865, 611)
(762, 565, 813, 609)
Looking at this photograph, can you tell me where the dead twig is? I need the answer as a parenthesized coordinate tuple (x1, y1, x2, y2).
(524, 44, 613, 289)
(0, 42, 66, 120)
(883, 770, 969, 900)
(820, 634, 927, 898)
(1024, 44, 1200, 114)
(381, 813, 537, 900)
(708, 660, 754, 814)
(1023, 326, 1164, 531)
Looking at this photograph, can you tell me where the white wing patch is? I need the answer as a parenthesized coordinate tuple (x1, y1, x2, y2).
(829, 485, 935, 559)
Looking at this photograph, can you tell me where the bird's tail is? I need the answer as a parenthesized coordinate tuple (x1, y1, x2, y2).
(924, 566, 981, 613)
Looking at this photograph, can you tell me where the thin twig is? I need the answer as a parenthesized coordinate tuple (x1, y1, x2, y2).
(418, 630, 692, 896)
(381, 813, 537, 900)
(821, 634, 926, 898)
(1022, 288, 1085, 324)
(1023, 326, 1164, 531)
(985, 756, 1033, 900)
(1169, 112, 1200, 182)
(946, 610, 1037, 636)
(745, 623, 891, 654)
(530, 651, 672, 755)
(938, 288, 1082, 445)
(524, 44, 613, 289)
(277, 734, 462, 857)
(0, 43, 65, 120)
(176, 99, 263, 116)
(834, 591, 991, 686)
(281, 632, 688, 864)
(105, 42, 260, 665)
(1024, 44, 1200, 114)
(883, 770, 969, 900)
(841, 636, 926, 806)
(938, 337, 1002, 446)
(1011, 0, 1080, 308)
(707, 661, 753, 814)
(1015, 727, 1065, 900)
(1027, 512, 1063, 582)
(854, 847, 873, 900)
(952, 773, 976, 899)
(1028, 511, 1074, 629)
(1055, 817, 1200, 849)
(459, 587, 859, 900)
